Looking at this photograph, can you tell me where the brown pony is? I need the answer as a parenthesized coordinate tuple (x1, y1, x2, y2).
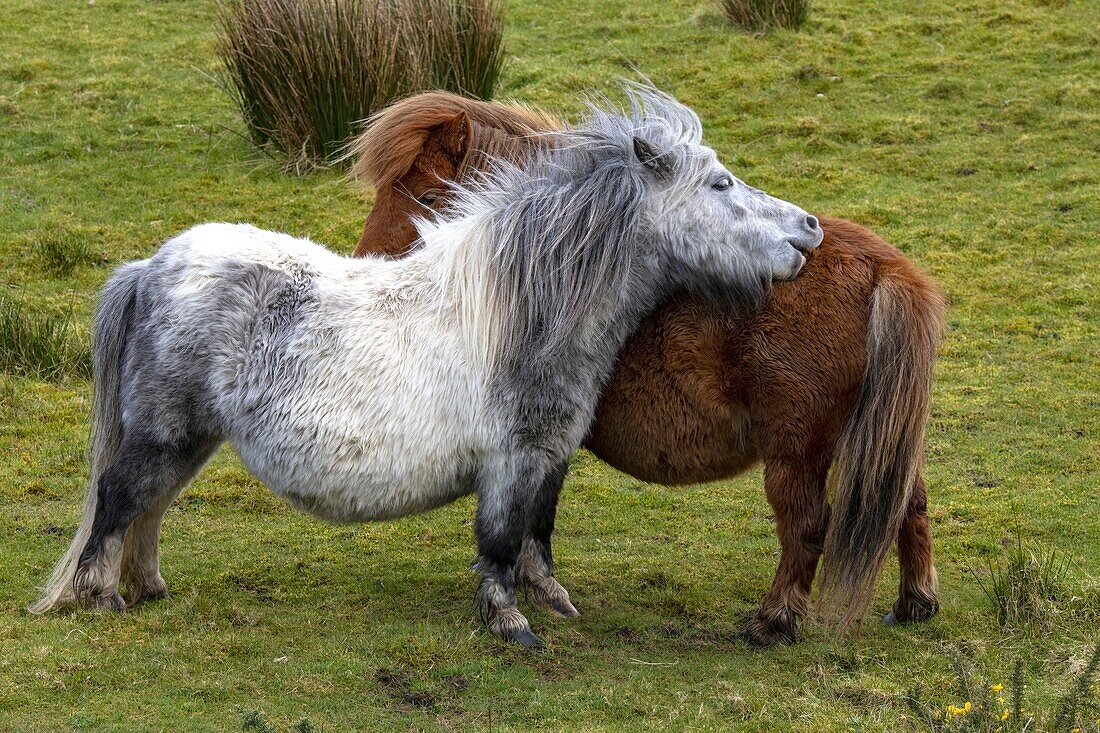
(347, 91, 945, 645)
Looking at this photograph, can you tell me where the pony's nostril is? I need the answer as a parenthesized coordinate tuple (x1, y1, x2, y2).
(804, 215, 819, 231)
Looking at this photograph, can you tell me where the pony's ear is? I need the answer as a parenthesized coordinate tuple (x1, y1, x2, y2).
(633, 136, 673, 179)
(430, 111, 472, 168)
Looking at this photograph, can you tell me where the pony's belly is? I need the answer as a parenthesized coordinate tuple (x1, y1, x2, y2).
(236, 441, 479, 523)
(585, 365, 759, 484)
(583, 297, 762, 485)
(277, 473, 476, 523)
(586, 409, 759, 485)
(225, 302, 487, 522)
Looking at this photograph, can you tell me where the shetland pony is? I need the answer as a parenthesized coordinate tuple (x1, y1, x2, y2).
(349, 91, 946, 645)
(30, 88, 822, 647)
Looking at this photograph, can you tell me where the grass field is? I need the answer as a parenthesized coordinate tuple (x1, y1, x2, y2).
(1, 0, 1097, 730)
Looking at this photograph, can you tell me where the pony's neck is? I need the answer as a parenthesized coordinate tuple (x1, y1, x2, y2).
(417, 205, 658, 378)
(564, 259, 665, 378)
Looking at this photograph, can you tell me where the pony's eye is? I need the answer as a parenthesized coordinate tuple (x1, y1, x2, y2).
(712, 177, 733, 191)
(417, 191, 440, 207)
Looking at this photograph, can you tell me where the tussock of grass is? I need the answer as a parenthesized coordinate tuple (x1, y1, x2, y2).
(975, 521, 1072, 630)
(0, 298, 90, 382)
(719, 0, 810, 30)
(33, 228, 103, 277)
(215, 0, 505, 170)
(240, 709, 278, 733)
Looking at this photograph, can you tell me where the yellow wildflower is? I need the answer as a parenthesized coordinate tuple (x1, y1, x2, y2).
(991, 684, 1004, 692)
(1001, 710, 1010, 721)
(964, 701, 972, 713)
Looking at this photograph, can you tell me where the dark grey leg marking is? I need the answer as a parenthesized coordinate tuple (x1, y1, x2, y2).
(517, 460, 578, 617)
(74, 432, 217, 609)
(474, 454, 545, 648)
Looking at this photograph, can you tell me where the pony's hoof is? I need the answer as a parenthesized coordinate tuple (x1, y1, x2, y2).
(91, 592, 126, 613)
(889, 594, 939, 624)
(127, 582, 169, 607)
(529, 578, 580, 618)
(494, 620, 544, 648)
(742, 614, 798, 647)
(548, 596, 580, 618)
(489, 607, 543, 647)
(510, 627, 545, 649)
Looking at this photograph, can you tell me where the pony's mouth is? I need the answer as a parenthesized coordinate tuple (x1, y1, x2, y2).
(774, 249, 807, 282)
(788, 229, 824, 253)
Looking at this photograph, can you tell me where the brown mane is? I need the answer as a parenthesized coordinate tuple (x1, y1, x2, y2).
(346, 90, 561, 187)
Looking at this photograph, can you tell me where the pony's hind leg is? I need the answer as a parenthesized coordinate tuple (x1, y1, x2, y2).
(516, 460, 579, 618)
(474, 452, 546, 647)
(885, 474, 939, 624)
(744, 459, 830, 647)
(119, 440, 217, 605)
(118, 490, 178, 605)
(74, 433, 216, 610)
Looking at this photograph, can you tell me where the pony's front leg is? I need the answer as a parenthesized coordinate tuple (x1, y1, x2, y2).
(473, 452, 546, 648)
(744, 459, 830, 646)
(516, 460, 579, 618)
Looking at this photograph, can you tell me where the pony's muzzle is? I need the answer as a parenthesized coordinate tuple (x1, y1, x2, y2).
(789, 216, 824, 252)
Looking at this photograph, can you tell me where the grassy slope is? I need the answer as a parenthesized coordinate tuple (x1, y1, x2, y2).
(0, 0, 1097, 730)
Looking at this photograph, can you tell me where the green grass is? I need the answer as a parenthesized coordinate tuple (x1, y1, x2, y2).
(975, 519, 1074, 632)
(32, 224, 105, 277)
(0, 298, 90, 381)
(1, 0, 1097, 730)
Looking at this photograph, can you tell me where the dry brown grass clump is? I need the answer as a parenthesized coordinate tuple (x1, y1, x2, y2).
(216, 0, 505, 170)
(719, 0, 810, 30)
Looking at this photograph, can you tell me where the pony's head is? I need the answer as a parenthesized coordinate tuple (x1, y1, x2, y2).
(347, 91, 558, 257)
(571, 85, 821, 306)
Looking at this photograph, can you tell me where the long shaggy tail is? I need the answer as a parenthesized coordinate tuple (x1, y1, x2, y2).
(28, 261, 144, 614)
(818, 260, 946, 631)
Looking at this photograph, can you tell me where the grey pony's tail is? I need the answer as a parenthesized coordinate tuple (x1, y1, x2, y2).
(28, 261, 145, 614)
(817, 258, 946, 632)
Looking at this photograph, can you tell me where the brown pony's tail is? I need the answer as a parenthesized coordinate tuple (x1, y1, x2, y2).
(818, 258, 946, 632)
